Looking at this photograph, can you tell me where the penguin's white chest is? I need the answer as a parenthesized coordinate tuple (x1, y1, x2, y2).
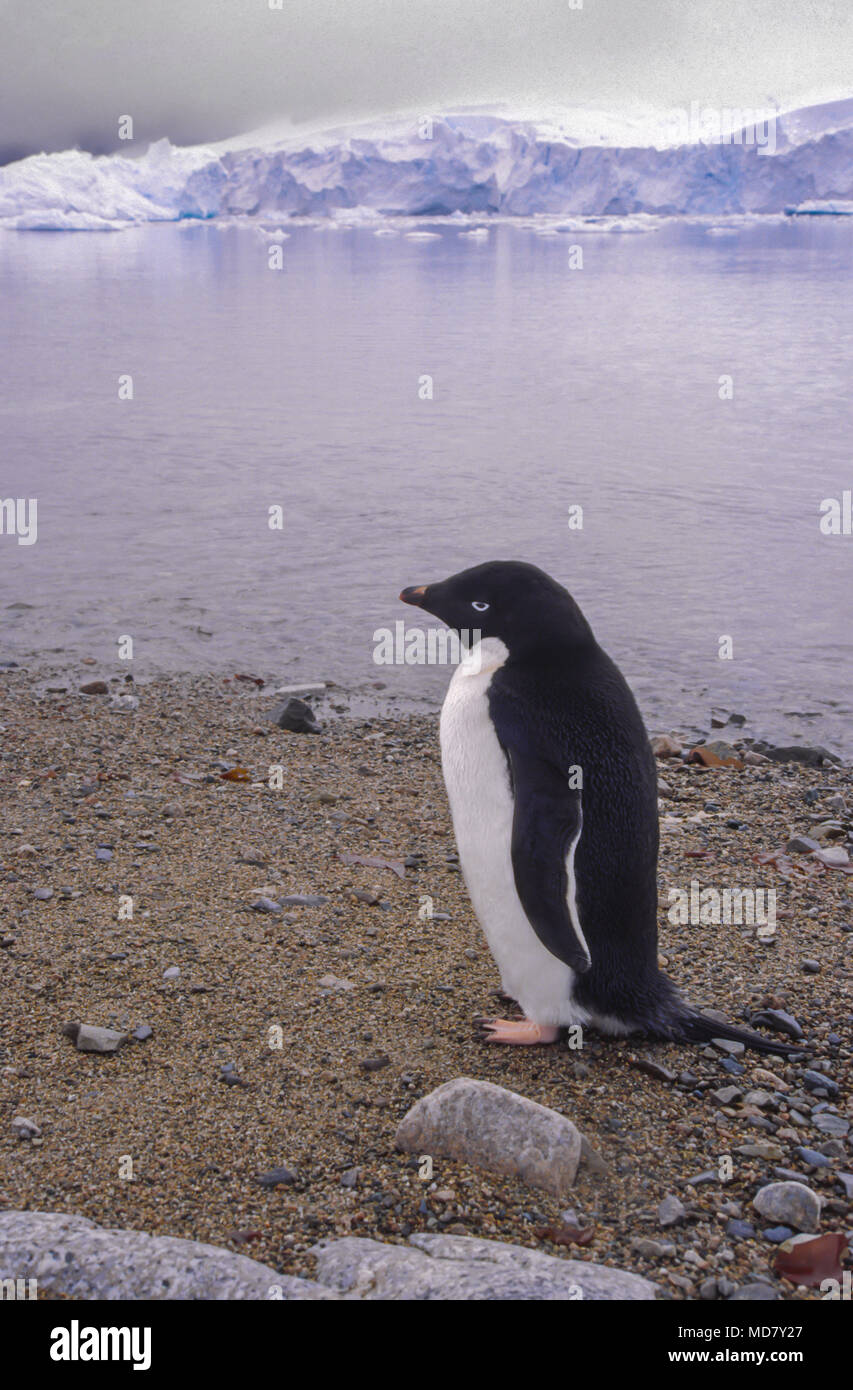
(438, 639, 580, 1026)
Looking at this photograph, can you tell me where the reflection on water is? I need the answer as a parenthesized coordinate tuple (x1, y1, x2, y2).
(1, 218, 852, 752)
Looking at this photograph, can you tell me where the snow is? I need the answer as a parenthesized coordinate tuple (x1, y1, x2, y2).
(3, 98, 853, 232)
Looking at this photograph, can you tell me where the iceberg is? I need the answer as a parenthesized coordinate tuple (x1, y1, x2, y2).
(3, 97, 853, 231)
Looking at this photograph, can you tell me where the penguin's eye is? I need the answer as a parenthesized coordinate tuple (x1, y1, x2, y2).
(471, 601, 489, 612)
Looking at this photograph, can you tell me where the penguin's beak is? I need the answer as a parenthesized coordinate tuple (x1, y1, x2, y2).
(399, 584, 428, 608)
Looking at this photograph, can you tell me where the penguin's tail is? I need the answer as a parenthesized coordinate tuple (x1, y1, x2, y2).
(671, 1007, 804, 1058)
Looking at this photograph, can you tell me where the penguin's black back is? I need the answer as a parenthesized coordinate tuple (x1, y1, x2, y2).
(488, 639, 678, 1033)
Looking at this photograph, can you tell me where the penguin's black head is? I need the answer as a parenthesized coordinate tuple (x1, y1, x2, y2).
(399, 560, 594, 655)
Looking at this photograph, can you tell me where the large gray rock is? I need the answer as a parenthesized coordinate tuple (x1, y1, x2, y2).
(752, 1181, 821, 1233)
(62, 1023, 127, 1054)
(311, 1233, 657, 1300)
(0, 1212, 332, 1300)
(394, 1078, 582, 1195)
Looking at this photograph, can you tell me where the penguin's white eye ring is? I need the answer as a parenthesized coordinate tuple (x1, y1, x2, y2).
(471, 600, 489, 612)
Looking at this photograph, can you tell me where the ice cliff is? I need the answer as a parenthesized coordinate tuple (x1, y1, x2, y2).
(2, 98, 853, 231)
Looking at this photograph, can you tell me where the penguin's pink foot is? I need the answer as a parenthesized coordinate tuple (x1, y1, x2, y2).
(476, 1018, 560, 1045)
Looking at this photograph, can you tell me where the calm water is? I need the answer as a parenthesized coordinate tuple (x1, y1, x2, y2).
(1, 218, 852, 752)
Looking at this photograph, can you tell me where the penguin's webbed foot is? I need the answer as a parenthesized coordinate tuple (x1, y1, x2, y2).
(474, 1018, 560, 1046)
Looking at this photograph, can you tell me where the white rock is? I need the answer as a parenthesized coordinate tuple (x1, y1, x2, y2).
(753, 1181, 820, 1232)
(64, 1023, 127, 1054)
(311, 1233, 657, 1300)
(395, 1077, 582, 1195)
(10, 1117, 40, 1140)
(0, 1211, 330, 1299)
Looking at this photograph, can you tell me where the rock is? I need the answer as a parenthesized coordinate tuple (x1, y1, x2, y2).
(0, 1211, 329, 1299)
(62, 1023, 127, 1054)
(810, 821, 845, 843)
(743, 1090, 774, 1109)
(760, 744, 840, 767)
(785, 836, 821, 854)
(719, 1057, 745, 1077)
(804, 1070, 839, 1098)
(310, 1233, 657, 1300)
(762, 1225, 794, 1243)
(394, 1078, 582, 1196)
(814, 845, 850, 867)
(753, 1181, 820, 1232)
(699, 1277, 718, 1300)
(32, 887, 53, 901)
(162, 966, 180, 980)
(360, 1055, 390, 1072)
(578, 1136, 612, 1178)
(10, 1117, 40, 1140)
(729, 1282, 779, 1300)
(700, 740, 743, 761)
(734, 1141, 784, 1161)
(687, 744, 745, 769)
(250, 897, 281, 914)
(281, 895, 328, 907)
(812, 1112, 849, 1139)
(752, 1068, 786, 1091)
(95, 847, 112, 862)
(271, 698, 321, 734)
(749, 1009, 803, 1040)
(629, 1057, 677, 1083)
(794, 1147, 831, 1168)
(339, 1168, 360, 1189)
(79, 680, 108, 695)
(725, 1219, 755, 1240)
(657, 1194, 686, 1228)
(835, 1174, 853, 1200)
(256, 1168, 297, 1188)
(801, 959, 821, 974)
(651, 735, 682, 759)
(318, 974, 354, 992)
(712, 1038, 745, 1057)
(711, 1085, 742, 1106)
(817, 1139, 846, 1160)
(132, 1025, 153, 1042)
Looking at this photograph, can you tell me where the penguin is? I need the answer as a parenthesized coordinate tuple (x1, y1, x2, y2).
(399, 560, 799, 1057)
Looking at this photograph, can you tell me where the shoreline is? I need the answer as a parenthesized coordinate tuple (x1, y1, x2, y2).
(1, 668, 850, 1299)
(1, 658, 848, 767)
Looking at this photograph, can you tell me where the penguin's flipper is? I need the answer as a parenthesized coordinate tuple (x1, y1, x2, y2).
(504, 744, 591, 975)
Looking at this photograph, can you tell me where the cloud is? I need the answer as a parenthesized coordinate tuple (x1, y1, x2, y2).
(1, 0, 851, 164)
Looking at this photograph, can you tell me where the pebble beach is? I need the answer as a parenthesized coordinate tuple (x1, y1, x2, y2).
(1, 667, 851, 1300)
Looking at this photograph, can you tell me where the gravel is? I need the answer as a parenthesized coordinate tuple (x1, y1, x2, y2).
(0, 670, 851, 1299)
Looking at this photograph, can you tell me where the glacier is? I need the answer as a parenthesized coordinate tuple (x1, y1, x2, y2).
(3, 98, 853, 231)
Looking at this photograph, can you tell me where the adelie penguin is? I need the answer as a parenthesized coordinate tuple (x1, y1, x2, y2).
(400, 560, 797, 1057)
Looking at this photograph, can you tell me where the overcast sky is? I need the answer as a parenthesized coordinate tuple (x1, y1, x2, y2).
(1, 0, 852, 163)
